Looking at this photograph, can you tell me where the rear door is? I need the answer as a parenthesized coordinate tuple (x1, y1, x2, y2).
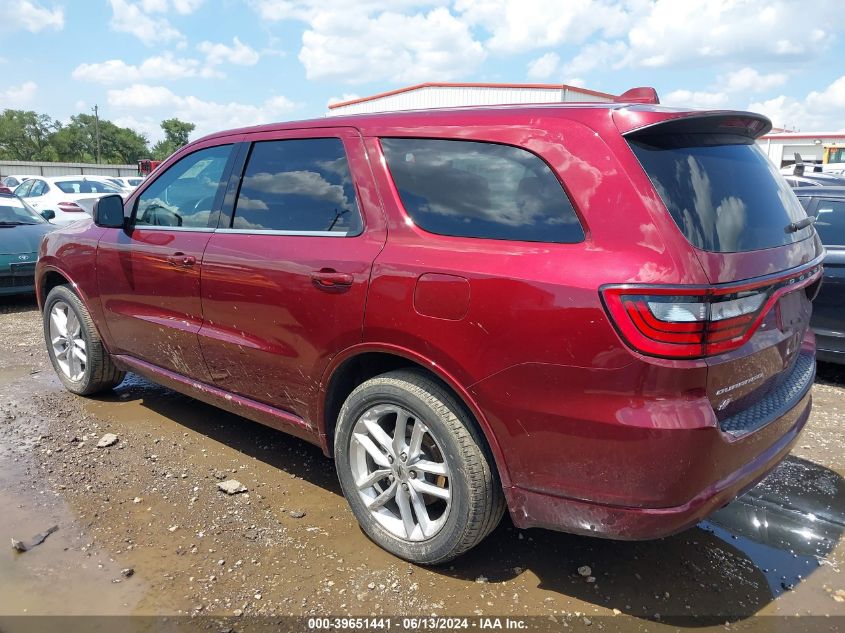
(197, 128, 386, 418)
(96, 141, 238, 380)
(807, 196, 845, 357)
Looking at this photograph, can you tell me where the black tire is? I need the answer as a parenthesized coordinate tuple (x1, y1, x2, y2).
(334, 369, 505, 564)
(42, 285, 125, 395)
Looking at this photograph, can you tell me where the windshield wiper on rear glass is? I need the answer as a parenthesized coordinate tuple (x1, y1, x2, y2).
(785, 216, 815, 233)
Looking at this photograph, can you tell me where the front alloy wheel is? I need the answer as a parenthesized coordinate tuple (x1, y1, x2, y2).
(42, 284, 125, 395)
(49, 301, 87, 381)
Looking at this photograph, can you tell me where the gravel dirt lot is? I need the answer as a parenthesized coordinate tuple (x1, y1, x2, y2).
(0, 294, 843, 631)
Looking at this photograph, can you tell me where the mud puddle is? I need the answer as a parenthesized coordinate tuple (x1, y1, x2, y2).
(0, 373, 145, 618)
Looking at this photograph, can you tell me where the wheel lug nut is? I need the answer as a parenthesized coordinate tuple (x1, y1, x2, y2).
(400, 452, 407, 462)
(401, 483, 409, 491)
(387, 455, 394, 464)
(409, 471, 417, 479)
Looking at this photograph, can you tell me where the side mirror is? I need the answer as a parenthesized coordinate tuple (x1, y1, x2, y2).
(41, 209, 55, 221)
(92, 195, 125, 228)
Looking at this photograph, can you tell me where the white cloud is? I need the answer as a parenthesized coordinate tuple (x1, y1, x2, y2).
(107, 84, 299, 138)
(623, 0, 836, 68)
(172, 0, 203, 13)
(750, 75, 845, 132)
(108, 0, 183, 45)
(456, 0, 632, 53)
(563, 40, 628, 76)
(0, 81, 37, 107)
(327, 93, 361, 106)
(248, 2, 483, 84)
(134, 0, 202, 13)
(73, 39, 258, 87)
(249, 0, 445, 21)
(197, 37, 260, 66)
(111, 115, 161, 141)
(663, 89, 730, 110)
(0, 0, 63, 32)
(526, 52, 559, 80)
(300, 7, 485, 83)
(723, 67, 788, 93)
(72, 54, 219, 84)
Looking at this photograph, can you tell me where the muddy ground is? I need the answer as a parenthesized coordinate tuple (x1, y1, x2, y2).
(0, 294, 843, 631)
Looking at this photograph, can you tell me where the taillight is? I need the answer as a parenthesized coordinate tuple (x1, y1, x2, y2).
(601, 266, 822, 359)
(57, 201, 84, 213)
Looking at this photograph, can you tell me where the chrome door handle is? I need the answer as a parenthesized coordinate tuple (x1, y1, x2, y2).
(311, 269, 353, 287)
(167, 253, 196, 267)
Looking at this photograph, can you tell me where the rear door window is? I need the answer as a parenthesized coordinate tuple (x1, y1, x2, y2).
(29, 180, 47, 196)
(814, 199, 845, 246)
(628, 138, 812, 252)
(381, 138, 584, 243)
(231, 138, 362, 235)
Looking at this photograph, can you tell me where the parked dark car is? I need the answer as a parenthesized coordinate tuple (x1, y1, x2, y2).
(793, 187, 845, 363)
(784, 173, 845, 188)
(35, 100, 822, 563)
(0, 193, 54, 295)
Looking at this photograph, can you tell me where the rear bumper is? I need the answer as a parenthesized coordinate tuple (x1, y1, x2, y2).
(506, 389, 811, 539)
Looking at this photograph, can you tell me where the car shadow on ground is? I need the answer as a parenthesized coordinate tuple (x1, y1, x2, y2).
(447, 454, 843, 625)
(95, 376, 844, 626)
(0, 294, 38, 315)
(816, 360, 845, 386)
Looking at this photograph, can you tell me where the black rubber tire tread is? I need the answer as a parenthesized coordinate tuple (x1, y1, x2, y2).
(43, 285, 125, 395)
(335, 368, 505, 564)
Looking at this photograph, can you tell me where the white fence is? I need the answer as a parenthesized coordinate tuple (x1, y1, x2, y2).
(0, 160, 138, 178)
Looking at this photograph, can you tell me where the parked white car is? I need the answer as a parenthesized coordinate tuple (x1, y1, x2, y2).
(1, 175, 38, 189)
(0, 174, 35, 193)
(14, 176, 125, 225)
(105, 176, 145, 191)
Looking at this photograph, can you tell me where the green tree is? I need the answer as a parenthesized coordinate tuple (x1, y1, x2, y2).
(152, 118, 195, 160)
(52, 114, 149, 164)
(0, 110, 60, 161)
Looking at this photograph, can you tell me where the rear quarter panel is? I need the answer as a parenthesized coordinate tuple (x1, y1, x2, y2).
(358, 114, 713, 497)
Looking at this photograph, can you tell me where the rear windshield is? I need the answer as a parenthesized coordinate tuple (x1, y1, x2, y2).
(628, 137, 813, 252)
(55, 180, 122, 194)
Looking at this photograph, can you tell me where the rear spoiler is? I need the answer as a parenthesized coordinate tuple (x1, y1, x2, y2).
(614, 109, 772, 141)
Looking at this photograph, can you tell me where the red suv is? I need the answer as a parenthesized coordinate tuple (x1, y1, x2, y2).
(36, 97, 822, 564)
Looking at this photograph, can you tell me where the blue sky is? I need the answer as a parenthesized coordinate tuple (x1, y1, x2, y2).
(1, 0, 844, 143)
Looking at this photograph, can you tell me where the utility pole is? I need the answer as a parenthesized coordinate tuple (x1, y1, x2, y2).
(92, 104, 101, 164)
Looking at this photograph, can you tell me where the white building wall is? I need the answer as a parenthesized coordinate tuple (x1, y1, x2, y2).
(0, 160, 138, 178)
(756, 134, 845, 166)
(328, 85, 613, 116)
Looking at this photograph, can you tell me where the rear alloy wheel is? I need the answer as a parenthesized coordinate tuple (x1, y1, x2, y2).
(335, 369, 504, 564)
(350, 403, 452, 541)
(43, 285, 125, 395)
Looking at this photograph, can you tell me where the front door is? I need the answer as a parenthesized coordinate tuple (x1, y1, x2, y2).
(97, 142, 237, 380)
(198, 128, 386, 419)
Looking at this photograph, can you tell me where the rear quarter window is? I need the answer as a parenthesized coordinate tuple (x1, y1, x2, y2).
(381, 138, 584, 243)
(629, 137, 812, 253)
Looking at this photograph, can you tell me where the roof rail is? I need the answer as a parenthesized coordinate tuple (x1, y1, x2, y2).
(614, 87, 660, 104)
